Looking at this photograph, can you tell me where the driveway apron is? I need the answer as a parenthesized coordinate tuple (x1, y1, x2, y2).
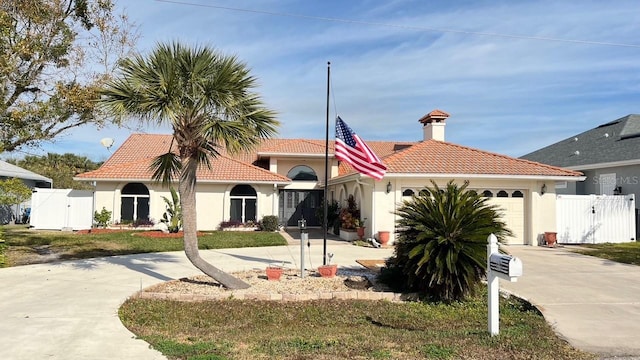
(501, 245, 640, 357)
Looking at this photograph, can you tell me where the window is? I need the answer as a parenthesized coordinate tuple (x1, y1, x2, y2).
(497, 190, 509, 198)
(419, 189, 431, 197)
(482, 190, 493, 198)
(287, 165, 318, 181)
(402, 189, 415, 197)
(512, 190, 524, 198)
(230, 185, 257, 223)
(120, 183, 150, 222)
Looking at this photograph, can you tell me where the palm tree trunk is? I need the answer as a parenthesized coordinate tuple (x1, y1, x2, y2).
(179, 179, 250, 289)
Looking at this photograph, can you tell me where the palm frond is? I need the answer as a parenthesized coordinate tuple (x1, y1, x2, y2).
(149, 152, 182, 186)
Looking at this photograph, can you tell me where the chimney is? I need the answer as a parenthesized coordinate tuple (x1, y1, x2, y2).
(418, 109, 449, 141)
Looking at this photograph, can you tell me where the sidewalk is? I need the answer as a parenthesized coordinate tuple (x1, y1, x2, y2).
(0, 241, 393, 360)
(501, 245, 640, 358)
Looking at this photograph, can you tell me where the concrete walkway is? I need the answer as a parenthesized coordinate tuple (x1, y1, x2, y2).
(0, 236, 393, 360)
(502, 245, 640, 358)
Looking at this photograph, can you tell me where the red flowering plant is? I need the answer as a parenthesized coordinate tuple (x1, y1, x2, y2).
(339, 195, 361, 230)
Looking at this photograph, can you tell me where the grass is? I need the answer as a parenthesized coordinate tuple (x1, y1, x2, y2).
(0, 225, 287, 267)
(572, 242, 640, 266)
(119, 289, 595, 360)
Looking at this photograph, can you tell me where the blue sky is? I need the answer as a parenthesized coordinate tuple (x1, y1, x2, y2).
(25, 0, 640, 161)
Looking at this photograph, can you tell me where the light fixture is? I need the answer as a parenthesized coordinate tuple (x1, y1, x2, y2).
(386, 181, 392, 194)
(541, 183, 547, 195)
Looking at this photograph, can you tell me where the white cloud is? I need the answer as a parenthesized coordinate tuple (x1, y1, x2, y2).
(25, 0, 640, 160)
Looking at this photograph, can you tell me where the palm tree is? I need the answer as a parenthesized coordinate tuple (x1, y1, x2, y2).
(384, 180, 512, 301)
(99, 42, 279, 289)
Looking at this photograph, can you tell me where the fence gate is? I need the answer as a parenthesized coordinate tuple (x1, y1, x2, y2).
(556, 194, 636, 244)
(30, 188, 94, 230)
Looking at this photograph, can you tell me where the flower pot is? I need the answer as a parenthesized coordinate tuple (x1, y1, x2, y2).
(378, 231, 390, 246)
(265, 266, 283, 281)
(544, 232, 557, 247)
(317, 264, 338, 278)
(356, 227, 365, 240)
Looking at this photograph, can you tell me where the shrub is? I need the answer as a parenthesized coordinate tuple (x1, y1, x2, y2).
(133, 218, 154, 227)
(381, 180, 512, 302)
(260, 215, 279, 232)
(218, 220, 244, 230)
(93, 207, 112, 228)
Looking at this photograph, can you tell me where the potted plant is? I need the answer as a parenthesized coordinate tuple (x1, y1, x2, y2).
(317, 253, 337, 278)
(356, 218, 367, 240)
(339, 195, 361, 241)
(266, 263, 284, 281)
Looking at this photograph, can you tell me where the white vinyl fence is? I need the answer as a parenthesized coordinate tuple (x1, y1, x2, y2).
(556, 194, 636, 244)
(30, 188, 94, 230)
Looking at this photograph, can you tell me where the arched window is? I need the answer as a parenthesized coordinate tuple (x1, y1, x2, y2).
(497, 190, 509, 198)
(402, 189, 415, 197)
(512, 190, 524, 198)
(419, 189, 431, 197)
(482, 190, 493, 198)
(287, 165, 318, 181)
(120, 183, 150, 222)
(230, 185, 257, 223)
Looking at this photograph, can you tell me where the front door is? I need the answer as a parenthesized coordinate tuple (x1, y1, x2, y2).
(280, 190, 322, 227)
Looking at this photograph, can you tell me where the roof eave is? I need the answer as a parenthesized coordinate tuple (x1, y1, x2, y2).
(565, 158, 640, 171)
(385, 173, 586, 181)
(74, 177, 291, 185)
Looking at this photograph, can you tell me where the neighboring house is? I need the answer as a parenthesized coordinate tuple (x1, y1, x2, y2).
(0, 160, 53, 224)
(75, 110, 583, 245)
(521, 114, 640, 198)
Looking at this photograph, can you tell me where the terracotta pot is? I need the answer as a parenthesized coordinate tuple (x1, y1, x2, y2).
(378, 231, 390, 246)
(544, 232, 557, 247)
(356, 227, 365, 240)
(317, 264, 338, 278)
(265, 266, 283, 281)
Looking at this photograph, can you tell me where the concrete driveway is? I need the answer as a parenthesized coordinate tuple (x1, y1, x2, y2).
(502, 245, 640, 358)
(0, 239, 393, 360)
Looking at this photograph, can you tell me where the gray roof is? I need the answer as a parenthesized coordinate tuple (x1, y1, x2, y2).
(0, 160, 52, 183)
(521, 114, 640, 168)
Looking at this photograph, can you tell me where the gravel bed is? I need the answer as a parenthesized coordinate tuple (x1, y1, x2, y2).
(144, 268, 391, 296)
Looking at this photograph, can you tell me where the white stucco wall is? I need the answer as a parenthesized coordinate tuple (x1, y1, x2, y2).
(332, 176, 560, 246)
(93, 181, 280, 231)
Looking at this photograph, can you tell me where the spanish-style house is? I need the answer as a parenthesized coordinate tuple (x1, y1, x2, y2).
(76, 110, 584, 245)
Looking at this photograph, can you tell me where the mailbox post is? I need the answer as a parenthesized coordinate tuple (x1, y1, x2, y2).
(298, 217, 307, 278)
(487, 233, 523, 336)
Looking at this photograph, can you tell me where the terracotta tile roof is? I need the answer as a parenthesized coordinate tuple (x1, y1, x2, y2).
(339, 140, 582, 177)
(77, 134, 290, 183)
(77, 134, 581, 183)
(257, 139, 333, 155)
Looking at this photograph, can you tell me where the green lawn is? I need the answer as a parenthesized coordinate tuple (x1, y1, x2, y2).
(572, 241, 640, 266)
(119, 289, 594, 360)
(0, 225, 287, 267)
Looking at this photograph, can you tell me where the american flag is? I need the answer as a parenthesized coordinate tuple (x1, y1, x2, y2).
(335, 116, 387, 180)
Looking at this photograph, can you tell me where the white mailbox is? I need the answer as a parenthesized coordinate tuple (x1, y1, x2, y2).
(489, 253, 523, 282)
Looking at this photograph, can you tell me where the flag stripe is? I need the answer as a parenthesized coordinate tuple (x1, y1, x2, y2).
(335, 117, 387, 180)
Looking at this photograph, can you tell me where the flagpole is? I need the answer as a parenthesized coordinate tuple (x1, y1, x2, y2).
(323, 61, 330, 266)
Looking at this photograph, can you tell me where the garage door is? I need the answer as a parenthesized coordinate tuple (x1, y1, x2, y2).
(484, 190, 525, 245)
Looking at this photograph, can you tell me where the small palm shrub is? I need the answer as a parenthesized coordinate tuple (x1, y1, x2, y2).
(160, 187, 182, 233)
(381, 180, 512, 302)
